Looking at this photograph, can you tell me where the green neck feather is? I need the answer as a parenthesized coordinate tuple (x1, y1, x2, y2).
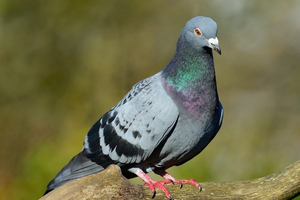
(162, 48, 215, 93)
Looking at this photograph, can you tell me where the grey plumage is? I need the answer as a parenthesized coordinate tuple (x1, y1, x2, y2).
(45, 16, 223, 199)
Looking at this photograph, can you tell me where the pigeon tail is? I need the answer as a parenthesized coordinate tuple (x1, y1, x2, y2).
(44, 151, 103, 195)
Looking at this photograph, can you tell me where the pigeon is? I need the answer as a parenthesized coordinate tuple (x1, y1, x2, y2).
(44, 16, 223, 200)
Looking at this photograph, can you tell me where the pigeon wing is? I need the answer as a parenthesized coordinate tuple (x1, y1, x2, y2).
(84, 73, 179, 164)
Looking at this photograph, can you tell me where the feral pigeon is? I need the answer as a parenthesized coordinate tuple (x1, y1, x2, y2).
(44, 16, 223, 200)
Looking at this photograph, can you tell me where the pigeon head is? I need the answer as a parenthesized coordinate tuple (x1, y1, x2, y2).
(178, 16, 221, 55)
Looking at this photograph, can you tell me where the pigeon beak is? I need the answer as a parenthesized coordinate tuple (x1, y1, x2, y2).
(208, 37, 221, 55)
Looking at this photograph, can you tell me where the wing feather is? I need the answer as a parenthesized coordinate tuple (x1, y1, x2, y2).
(84, 73, 179, 164)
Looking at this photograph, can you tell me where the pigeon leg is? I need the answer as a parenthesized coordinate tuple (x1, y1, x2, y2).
(134, 168, 173, 200)
(153, 168, 202, 191)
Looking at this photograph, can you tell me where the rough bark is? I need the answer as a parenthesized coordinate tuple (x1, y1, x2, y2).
(40, 160, 300, 200)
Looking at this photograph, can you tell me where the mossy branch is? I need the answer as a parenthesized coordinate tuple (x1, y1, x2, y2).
(40, 160, 300, 200)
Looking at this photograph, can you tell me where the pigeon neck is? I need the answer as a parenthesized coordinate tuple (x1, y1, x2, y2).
(162, 48, 216, 92)
(161, 48, 218, 116)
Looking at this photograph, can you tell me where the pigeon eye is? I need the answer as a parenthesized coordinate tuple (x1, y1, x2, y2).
(194, 28, 202, 36)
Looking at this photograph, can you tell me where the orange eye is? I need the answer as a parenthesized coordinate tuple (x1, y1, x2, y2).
(194, 28, 202, 36)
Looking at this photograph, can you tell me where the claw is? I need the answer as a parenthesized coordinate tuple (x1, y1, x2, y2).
(170, 179, 182, 189)
(198, 183, 202, 192)
(178, 181, 183, 189)
(151, 191, 156, 199)
(169, 179, 174, 185)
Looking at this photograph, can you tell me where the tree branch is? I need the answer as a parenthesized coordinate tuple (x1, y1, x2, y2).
(40, 160, 300, 200)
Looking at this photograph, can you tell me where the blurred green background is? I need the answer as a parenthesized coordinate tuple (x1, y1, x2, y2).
(1, 1, 300, 199)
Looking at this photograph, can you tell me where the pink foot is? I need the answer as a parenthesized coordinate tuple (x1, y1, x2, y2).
(135, 169, 173, 199)
(133, 168, 201, 199)
(154, 168, 202, 191)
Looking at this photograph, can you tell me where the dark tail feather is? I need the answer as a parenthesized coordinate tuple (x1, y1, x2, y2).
(44, 150, 104, 195)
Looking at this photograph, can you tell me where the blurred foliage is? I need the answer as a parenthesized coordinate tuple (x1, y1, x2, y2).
(0, 0, 300, 199)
